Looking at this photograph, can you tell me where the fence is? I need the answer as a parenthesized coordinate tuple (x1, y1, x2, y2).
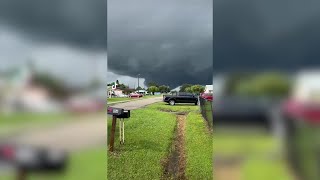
(199, 97, 213, 130)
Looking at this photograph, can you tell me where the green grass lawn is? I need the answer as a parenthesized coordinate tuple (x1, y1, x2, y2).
(107, 104, 177, 179)
(148, 102, 199, 113)
(107, 102, 213, 179)
(107, 95, 162, 104)
(1, 147, 106, 180)
(214, 129, 292, 180)
(185, 112, 213, 180)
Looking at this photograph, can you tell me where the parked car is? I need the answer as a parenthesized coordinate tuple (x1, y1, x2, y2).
(200, 93, 213, 101)
(129, 93, 142, 98)
(163, 92, 198, 106)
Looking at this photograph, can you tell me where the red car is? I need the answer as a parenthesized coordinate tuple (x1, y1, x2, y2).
(200, 93, 213, 101)
(129, 93, 143, 98)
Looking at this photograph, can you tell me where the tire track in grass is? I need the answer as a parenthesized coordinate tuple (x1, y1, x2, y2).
(163, 113, 187, 180)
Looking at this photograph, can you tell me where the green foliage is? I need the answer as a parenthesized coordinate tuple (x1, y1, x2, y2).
(107, 105, 176, 180)
(224, 72, 291, 97)
(185, 112, 213, 179)
(158, 85, 170, 93)
(107, 82, 115, 86)
(234, 72, 291, 97)
(148, 86, 159, 95)
(185, 87, 192, 93)
(190, 85, 205, 95)
(180, 84, 193, 92)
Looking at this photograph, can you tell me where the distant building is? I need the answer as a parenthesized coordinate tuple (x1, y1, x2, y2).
(0, 64, 61, 113)
(171, 86, 181, 92)
(204, 85, 213, 93)
(113, 89, 124, 96)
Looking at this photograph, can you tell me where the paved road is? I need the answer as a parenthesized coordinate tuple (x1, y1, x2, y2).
(8, 97, 163, 152)
(110, 97, 162, 110)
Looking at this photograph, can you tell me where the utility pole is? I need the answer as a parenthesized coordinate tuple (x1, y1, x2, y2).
(137, 74, 140, 90)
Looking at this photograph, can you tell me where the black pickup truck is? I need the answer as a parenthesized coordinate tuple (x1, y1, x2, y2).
(163, 92, 199, 106)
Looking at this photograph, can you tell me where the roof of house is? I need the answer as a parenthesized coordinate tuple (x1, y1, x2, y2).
(171, 86, 181, 92)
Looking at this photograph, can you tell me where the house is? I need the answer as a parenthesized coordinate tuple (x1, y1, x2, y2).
(170, 86, 181, 93)
(204, 85, 213, 93)
(113, 89, 124, 96)
(107, 85, 126, 97)
(0, 64, 62, 113)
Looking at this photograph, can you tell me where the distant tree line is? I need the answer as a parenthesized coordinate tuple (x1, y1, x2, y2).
(146, 81, 170, 95)
(179, 84, 205, 95)
(225, 72, 292, 97)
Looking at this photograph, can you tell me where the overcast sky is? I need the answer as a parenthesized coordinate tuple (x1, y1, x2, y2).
(2, 0, 318, 88)
(108, 0, 213, 88)
(0, 0, 213, 89)
(213, 0, 320, 73)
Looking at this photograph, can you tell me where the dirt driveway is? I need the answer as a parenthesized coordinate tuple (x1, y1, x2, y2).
(8, 97, 163, 152)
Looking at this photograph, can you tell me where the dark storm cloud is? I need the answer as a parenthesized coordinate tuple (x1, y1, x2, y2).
(0, 0, 106, 50)
(213, 0, 320, 74)
(108, 0, 213, 88)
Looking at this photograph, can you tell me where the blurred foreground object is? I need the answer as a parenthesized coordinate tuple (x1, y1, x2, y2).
(282, 69, 320, 180)
(0, 143, 68, 180)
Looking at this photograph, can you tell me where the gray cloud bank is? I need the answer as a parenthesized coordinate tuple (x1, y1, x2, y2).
(0, 0, 106, 50)
(108, 0, 213, 87)
(214, 0, 320, 74)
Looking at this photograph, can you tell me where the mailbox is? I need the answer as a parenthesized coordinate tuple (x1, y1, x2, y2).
(117, 110, 130, 118)
(107, 107, 130, 118)
(107, 107, 131, 152)
(107, 107, 124, 116)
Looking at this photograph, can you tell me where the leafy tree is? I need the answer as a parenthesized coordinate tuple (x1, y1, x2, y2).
(117, 84, 128, 90)
(190, 85, 205, 95)
(136, 86, 143, 91)
(148, 86, 159, 95)
(122, 88, 135, 94)
(159, 85, 170, 93)
(185, 87, 192, 93)
(180, 84, 192, 92)
(107, 82, 115, 86)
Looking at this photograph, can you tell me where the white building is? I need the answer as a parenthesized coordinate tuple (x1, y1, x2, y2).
(204, 85, 213, 93)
